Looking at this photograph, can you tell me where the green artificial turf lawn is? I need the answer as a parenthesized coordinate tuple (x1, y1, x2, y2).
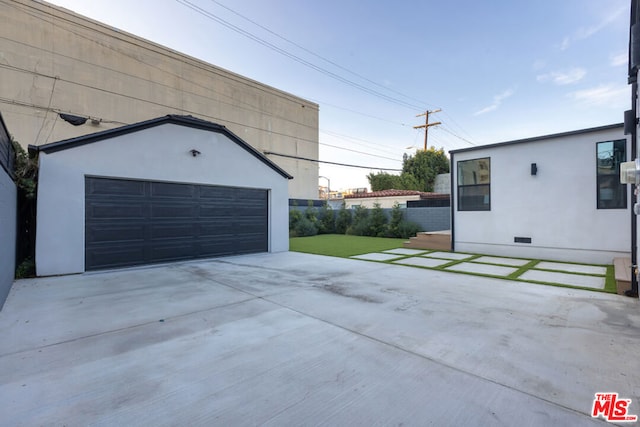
(290, 234, 407, 258)
(290, 234, 617, 294)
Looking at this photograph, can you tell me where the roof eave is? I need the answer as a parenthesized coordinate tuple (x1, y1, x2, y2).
(33, 115, 293, 179)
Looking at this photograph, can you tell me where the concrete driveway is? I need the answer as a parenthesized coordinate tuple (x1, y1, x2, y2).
(0, 252, 639, 426)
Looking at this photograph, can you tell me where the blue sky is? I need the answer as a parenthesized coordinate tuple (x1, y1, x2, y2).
(48, 0, 631, 191)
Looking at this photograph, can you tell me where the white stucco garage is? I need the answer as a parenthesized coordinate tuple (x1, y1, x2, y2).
(31, 115, 292, 276)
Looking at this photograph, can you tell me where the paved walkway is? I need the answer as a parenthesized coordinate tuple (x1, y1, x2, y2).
(351, 249, 608, 290)
(1, 252, 637, 425)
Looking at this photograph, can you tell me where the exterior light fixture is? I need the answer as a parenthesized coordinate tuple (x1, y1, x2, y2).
(190, 149, 201, 157)
(58, 113, 87, 126)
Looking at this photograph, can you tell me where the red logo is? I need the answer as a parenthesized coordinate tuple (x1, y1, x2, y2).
(592, 393, 638, 422)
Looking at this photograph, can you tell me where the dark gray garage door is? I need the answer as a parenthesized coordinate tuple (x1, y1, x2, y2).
(85, 177, 268, 270)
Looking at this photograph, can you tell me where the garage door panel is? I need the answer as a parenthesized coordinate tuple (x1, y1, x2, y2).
(86, 245, 147, 270)
(87, 224, 146, 243)
(151, 204, 197, 219)
(87, 202, 146, 220)
(199, 186, 235, 200)
(199, 222, 234, 236)
(85, 177, 269, 270)
(199, 239, 239, 257)
(150, 242, 198, 262)
(150, 223, 196, 239)
(87, 178, 145, 197)
(151, 182, 195, 199)
(234, 235, 268, 252)
(199, 206, 235, 218)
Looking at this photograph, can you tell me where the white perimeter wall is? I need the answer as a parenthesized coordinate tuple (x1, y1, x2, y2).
(36, 124, 289, 276)
(452, 126, 631, 264)
(344, 196, 421, 209)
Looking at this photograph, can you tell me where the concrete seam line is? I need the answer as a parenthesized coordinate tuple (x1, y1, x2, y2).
(0, 296, 258, 358)
(251, 292, 594, 421)
(197, 267, 593, 420)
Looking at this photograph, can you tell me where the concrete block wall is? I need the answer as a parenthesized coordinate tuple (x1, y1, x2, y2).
(406, 207, 451, 232)
(289, 203, 451, 234)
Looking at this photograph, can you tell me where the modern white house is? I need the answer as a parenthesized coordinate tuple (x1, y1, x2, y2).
(450, 123, 631, 264)
(31, 115, 292, 276)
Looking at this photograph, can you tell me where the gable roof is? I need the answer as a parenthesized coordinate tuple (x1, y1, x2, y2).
(450, 123, 624, 155)
(344, 189, 449, 199)
(29, 115, 293, 179)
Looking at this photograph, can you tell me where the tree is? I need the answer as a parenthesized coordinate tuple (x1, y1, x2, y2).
(367, 172, 402, 191)
(318, 202, 335, 234)
(12, 139, 38, 277)
(366, 147, 449, 192)
(335, 203, 352, 234)
(368, 203, 388, 237)
(402, 147, 449, 192)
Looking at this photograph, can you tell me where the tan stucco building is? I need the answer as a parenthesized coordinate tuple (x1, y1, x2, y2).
(1, 0, 318, 199)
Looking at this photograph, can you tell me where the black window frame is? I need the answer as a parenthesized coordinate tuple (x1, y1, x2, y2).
(457, 157, 491, 211)
(596, 139, 627, 210)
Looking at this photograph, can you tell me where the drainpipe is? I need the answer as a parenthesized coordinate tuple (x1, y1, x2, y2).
(450, 153, 455, 252)
(631, 82, 638, 297)
(629, 0, 640, 297)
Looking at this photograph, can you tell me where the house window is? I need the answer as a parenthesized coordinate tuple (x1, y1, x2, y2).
(457, 157, 490, 211)
(596, 140, 627, 209)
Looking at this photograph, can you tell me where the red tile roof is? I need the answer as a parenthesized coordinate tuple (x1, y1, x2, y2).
(344, 189, 449, 199)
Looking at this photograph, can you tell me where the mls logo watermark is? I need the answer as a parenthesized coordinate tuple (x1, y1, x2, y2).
(591, 393, 638, 422)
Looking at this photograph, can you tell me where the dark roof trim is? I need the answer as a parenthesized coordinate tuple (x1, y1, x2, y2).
(450, 123, 624, 154)
(29, 115, 293, 179)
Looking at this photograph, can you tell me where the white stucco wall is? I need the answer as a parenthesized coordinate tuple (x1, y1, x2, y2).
(452, 125, 631, 264)
(36, 123, 289, 276)
(344, 195, 421, 209)
(0, 168, 16, 308)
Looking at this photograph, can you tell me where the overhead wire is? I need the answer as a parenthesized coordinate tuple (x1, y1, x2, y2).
(174, 0, 424, 110)
(207, 0, 435, 110)
(264, 151, 402, 171)
(5, 0, 475, 168)
(196, 0, 480, 148)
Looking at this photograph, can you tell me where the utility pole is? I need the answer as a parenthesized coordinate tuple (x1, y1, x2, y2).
(413, 109, 442, 150)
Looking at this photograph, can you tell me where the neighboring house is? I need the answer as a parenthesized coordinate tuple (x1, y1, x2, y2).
(0, 112, 16, 309)
(344, 189, 450, 209)
(31, 115, 292, 276)
(1, 0, 318, 199)
(450, 123, 630, 264)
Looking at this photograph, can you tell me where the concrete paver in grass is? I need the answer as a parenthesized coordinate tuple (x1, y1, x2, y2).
(446, 262, 519, 277)
(351, 253, 403, 262)
(473, 256, 531, 267)
(393, 257, 451, 268)
(534, 262, 607, 276)
(520, 270, 605, 289)
(423, 252, 474, 261)
(383, 248, 427, 256)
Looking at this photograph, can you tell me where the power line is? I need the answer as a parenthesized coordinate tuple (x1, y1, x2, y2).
(207, 0, 434, 110)
(174, 0, 424, 110)
(439, 126, 476, 146)
(264, 151, 402, 171)
(6, 0, 477, 158)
